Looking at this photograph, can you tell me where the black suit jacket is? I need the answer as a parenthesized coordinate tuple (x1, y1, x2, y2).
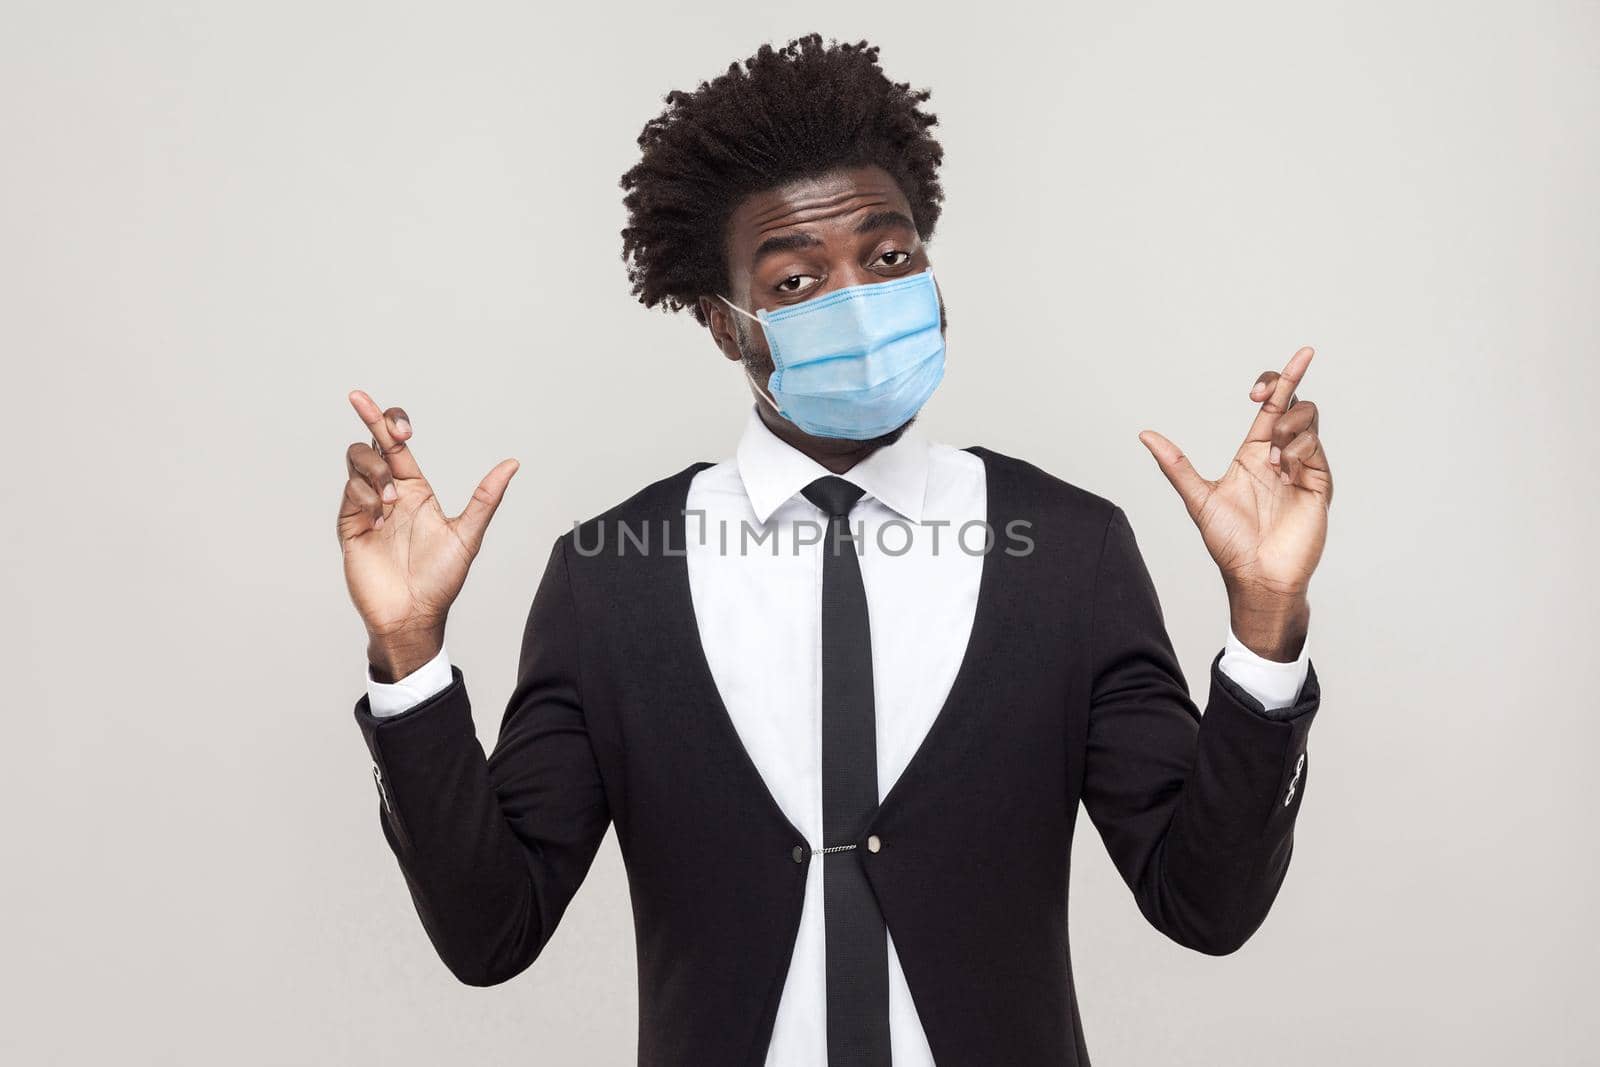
(353, 447, 1321, 1065)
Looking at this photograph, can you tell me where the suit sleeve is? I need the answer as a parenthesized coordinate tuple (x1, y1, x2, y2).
(352, 536, 611, 985)
(1080, 507, 1320, 956)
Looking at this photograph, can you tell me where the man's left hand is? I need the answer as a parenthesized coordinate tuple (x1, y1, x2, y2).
(1139, 345, 1331, 662)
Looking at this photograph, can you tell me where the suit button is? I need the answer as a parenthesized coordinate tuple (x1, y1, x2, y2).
(866, 835, 881, 854)
(792, 845, 806, 864)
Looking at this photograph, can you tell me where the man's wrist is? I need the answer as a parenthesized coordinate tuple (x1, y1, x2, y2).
(1226, 589, 1310, 662)
(367, 628, 446, 683)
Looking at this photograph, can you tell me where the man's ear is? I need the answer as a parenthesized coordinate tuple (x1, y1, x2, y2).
(699, 296, 744, 363)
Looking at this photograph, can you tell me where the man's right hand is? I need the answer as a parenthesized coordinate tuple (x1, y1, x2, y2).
(338, 390, 519, 682)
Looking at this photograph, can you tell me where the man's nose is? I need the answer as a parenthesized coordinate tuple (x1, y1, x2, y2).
(819, 261, 883, 295)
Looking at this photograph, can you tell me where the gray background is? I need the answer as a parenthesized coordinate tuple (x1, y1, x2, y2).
(3, 1, 1595, 1063)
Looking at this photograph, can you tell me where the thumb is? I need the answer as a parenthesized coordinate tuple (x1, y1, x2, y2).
(453, 458, 520, 554)
(1138, 430, 1210, 518)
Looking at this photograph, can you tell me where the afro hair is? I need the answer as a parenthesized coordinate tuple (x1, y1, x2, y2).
(619, 34, 946, 325)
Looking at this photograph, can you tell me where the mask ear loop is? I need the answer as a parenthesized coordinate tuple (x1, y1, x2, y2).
(718, 294, 784, 417)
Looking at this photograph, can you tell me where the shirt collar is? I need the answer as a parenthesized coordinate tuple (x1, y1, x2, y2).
(735, 405, 930, 525)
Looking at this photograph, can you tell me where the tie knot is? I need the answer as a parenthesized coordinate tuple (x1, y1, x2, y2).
(801, 476, 866, 519)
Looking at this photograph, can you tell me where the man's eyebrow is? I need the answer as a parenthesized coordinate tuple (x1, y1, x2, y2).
(751, 231, 823, 266)
(749, 211, 917, 267)
(854, 210, 917, 235)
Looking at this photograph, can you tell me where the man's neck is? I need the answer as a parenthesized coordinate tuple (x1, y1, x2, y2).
(752, 404, 900, 475)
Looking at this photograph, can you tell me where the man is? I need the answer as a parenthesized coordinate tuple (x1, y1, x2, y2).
(337, 35, 1330, 1067)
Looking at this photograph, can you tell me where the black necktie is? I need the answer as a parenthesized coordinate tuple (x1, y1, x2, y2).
(801, 476, 892, 1065)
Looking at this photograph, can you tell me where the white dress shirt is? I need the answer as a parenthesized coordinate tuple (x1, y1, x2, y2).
(368, 407, 1309, 1065)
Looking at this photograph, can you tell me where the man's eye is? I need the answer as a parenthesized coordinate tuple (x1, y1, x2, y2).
(877, 250, 911, 267)
(777, 275, 818, 293)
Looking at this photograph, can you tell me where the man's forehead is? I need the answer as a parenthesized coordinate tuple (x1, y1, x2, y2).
(729, 167, 912, 238)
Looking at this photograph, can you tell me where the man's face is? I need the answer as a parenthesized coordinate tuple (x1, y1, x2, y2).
(703, 164, 946, 456)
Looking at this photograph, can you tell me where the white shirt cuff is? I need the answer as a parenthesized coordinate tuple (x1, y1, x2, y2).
(366, 645, 453, 718)
(1218, 628, 1309, 713)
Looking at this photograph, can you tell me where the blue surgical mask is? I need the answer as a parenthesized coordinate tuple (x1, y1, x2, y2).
(719, 268, 945, 440)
